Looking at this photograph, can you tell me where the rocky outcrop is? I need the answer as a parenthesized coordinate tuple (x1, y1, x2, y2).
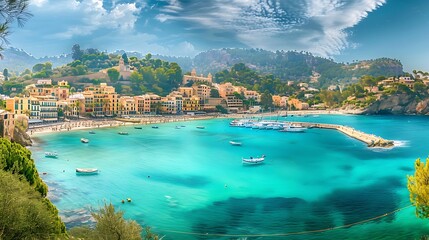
(12, 127, 32, 146)
(362, 94, 429, 115)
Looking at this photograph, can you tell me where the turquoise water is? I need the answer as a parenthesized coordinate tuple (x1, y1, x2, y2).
(30, 115, 429, 239)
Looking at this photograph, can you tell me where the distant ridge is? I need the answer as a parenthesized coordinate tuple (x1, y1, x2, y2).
(1, 47, 403, 87)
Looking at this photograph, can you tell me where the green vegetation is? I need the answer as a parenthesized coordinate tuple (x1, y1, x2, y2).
(408, 158, 429, 218)
(195, 49, 403, 87)
(0, 170, 65, 239)
(0, 138, 66, 238)
(69, 203, 159, 240)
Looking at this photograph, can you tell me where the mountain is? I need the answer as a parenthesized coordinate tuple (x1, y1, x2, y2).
(1, 47, 403, 87)
(0, 47, 72, 74)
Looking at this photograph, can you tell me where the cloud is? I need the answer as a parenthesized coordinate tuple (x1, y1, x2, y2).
(30, 0, 48, 7)
(155, 0, 386, 56)
(48, 0, 141, 39)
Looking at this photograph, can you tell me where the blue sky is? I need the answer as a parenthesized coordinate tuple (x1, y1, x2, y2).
(6, 0, 429, 71)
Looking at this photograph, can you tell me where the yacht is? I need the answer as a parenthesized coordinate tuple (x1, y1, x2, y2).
(45, 152, 58, 158)
(81, 138, 89, 143)
(242, 155, 265, 165)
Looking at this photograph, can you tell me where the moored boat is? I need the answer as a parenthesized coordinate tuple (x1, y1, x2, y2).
(152, 126, 159, 129)
(118, 131, 129, 135)
(76, 168, 98, 174)
(242, 155, 265, 164)
(81, 138, 89, 143)
(89, 131, 96, 134)
(196, 126, 205, 129)
(280, 125, 307, 133)
(229, 141, 242, 146)
(134, 126, 142, 129)
(45, 151, 58, 158)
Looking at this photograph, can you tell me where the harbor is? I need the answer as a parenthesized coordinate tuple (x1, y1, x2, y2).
(230, 119, 395, 148)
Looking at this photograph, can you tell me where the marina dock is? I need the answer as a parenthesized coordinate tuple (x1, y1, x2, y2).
(231, 119, 394, 148)
(292, 122, 394, 148)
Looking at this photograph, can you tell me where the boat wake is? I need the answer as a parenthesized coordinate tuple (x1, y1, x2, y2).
(393, 140, 409, 147)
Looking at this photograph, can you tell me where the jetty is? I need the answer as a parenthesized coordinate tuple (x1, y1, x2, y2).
(293, 122, 394, 148)
(230, 119, 394, 148)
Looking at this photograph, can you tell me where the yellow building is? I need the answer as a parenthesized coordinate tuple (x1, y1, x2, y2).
(182, 96, 202, 112)
(26, 84, 70, 100)
(178, 87, 194, 97)
(119, 96, 136, 115)
(83, 83, 119, 116)
(288, 98, 309, 110)
(193, 84, 211, 99)
(218, 82, 236, 98)
(161, 92, 183, 114)
(244, 90, 261, 102)
(182, 69, 213, 85)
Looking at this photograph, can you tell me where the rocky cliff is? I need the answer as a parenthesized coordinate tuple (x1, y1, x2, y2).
(363, 94, 429, 115)
(13, 127, 32, 146)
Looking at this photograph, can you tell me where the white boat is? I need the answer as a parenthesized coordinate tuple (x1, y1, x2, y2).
(45, 152, 58, 158)
(280, 125, 307, 133)
(229, 141, 242, 146)
(242, 155, 265, 164)
(196, 126, 205, 129)
(76, 168, 98, 174)
(81, 138, 89, 143)
(118, 132, 129, 135)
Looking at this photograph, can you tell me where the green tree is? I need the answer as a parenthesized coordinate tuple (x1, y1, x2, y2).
(260, 90, 273, 110)
(408, 158, 429, 218)
(210, 88, 220, 98)
(32, 63, 45, 73)
(72, 43, 83, 61)
(3, 68, 8, 80)
(122, 52, 129, 65)
(107, 68, 120, 82)
(0, 170, 65, 239)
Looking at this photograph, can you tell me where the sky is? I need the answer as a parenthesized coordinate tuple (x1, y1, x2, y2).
(5, 0, 429, 71)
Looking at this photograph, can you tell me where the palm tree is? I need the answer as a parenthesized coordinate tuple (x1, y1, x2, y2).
(75, 101, 81, 119)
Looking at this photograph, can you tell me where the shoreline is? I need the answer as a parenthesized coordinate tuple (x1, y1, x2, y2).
(27, 109, 357, 137)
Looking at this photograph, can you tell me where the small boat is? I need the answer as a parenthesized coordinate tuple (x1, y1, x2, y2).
(280, 125, 307, 133)
(134, 126, 142, 129)
(45, 151, 58, 158)
(242, 155, 265, 165)
(152, 126, 159, 129)
(229, 141, 242, 146)
(196, 126, 205, 129)
(89, 131, 96, 134)
(181, 125, 186, 127)
(76, 168, 98, 174)
(81, 138, 89, 143)
(175, 126, 181, 129)
(118, 132, 129, 135)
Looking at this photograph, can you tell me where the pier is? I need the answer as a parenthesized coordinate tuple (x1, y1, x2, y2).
(288, 122, 394, 148)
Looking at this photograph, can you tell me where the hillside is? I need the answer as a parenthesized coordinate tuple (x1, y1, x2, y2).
(0, 47, 72, 73)
(0, 47, 404, 88)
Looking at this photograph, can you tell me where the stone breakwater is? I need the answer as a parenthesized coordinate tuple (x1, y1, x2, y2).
(291, 122, 394, 148)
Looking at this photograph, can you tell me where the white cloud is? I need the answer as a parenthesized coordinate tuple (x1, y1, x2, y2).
(156, 0, 386, 57)
(31, 0, 48, 7)
(49, 0, 141, 39)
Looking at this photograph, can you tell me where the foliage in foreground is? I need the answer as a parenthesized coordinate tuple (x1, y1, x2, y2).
(408, 158, 429, 218)
(0, 170, 66, 239)
(69, 203, 159, 240)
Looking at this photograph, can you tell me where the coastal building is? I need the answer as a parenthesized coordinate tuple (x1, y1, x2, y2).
(310, 71, 320, 83)
(182, 69, 213, 85)
(26, 82, 70, 100)
(288, 98, 309, 110)
(161, 92, 183, 114)
(193, 84, 211, 100)
(83, 83, 119, 116)
(68, 93, 85, 117)
(119, 96, 136, 115)
(398, 77, 415, 89)
(204, 98, 226, 112)
(218, 82, 236, 98)
(38, 96, 58, 122)
(272, 95, 288, 108)
(182, 96, 202, 112)
(0, 110, 14, 140)
(243, 90, 261, 102)
(225, 94, 243, 113)
(178, 87, 194, 97)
